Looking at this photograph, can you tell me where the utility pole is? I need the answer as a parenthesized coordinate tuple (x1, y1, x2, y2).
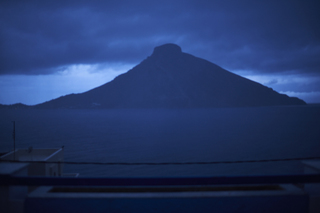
(12, 121, 15, 160)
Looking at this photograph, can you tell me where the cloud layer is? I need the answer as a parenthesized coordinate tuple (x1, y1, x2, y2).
(1, 0, 320, 103)
(1, 0, 319, 75)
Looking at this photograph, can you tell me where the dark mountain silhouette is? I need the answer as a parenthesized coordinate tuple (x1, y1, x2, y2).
(35, 43, 306, 109)
(0, 103, 30, 109)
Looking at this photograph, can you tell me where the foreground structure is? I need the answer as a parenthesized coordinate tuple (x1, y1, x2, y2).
(1, 149, 320, 213)
(0, 147, 78, 212)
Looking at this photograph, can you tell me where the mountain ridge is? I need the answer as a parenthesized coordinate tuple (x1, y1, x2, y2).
(11, 43, 309, 108)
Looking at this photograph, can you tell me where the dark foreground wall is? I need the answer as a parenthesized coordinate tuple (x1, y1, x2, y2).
(25, 185, 308, 213)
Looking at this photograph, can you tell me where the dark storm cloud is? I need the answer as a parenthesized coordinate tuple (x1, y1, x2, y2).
(1, 0, 319, 75)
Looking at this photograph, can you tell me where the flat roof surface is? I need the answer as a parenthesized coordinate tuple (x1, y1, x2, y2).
(1, 148, 62, 161)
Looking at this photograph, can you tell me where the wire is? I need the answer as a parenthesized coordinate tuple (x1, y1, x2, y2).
(1, 156, 320, 166)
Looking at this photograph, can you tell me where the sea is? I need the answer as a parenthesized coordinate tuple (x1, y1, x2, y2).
(1, 105, 320, 177)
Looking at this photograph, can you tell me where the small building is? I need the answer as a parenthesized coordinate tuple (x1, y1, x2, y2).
(0, 147, 76, 213)
(0, 147, 64, 177)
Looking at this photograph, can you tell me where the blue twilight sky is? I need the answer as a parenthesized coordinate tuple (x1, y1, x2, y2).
(1, 0, 320, 105)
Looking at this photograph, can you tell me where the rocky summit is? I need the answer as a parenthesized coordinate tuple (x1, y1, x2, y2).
(36, 43, 306, 108)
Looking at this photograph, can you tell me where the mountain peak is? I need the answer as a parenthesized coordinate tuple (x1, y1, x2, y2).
(35, 43, 306, 109)
(152, 43, 182, 56)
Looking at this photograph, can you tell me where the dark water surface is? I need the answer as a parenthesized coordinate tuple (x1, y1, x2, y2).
(1, 106, 320, 177)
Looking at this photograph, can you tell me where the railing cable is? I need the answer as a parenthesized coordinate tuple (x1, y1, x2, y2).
(1, 156, 320, 166)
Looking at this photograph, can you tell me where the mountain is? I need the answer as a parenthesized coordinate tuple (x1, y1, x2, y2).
(35, 43, 306, 109)
(0, 103, 30, 109)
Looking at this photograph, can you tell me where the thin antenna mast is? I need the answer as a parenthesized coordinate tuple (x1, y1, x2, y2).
(12, 121, 15, 160)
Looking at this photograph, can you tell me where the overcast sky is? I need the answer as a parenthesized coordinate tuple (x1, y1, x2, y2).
(1, 0, 320, 105)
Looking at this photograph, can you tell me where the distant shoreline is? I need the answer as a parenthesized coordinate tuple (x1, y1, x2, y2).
(1, 103, 320, 110)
